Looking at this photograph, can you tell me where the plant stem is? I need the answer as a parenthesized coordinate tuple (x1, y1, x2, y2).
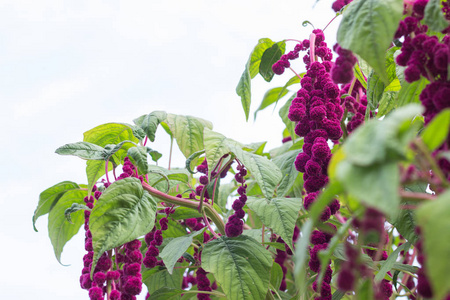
(203, 211, 220, 239)
(309, 33, 316, 64)
(399, 190, 436, 201)
(105, 159, 111, 185)
(142, 182, 225, 235)
(289, 67, 303, 81)
(323, 13, 340, 32)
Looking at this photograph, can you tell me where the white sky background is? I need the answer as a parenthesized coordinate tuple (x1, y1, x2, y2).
(0, 0, 339, 298)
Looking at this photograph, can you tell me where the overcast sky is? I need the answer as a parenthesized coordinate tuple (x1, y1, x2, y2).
(0, 0, 339, 298)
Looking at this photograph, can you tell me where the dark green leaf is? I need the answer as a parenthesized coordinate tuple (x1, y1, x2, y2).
(424, 0, 449, 32)
(392, 207, 418, 244)
(366, 70, 385, 111)
(337, 0, 403, 84)
(163, 114, 213, 158)
(377, 91, 397, 118)
(55, 142, 107, 160)
(146, 147, 162, 162)
(375, 242, 411, 281)
(202, 235, 273, 300)
(160, 229, 205, 274)
(48, 189, 88, 264)
(420, 109, 450, 151)
(170, 207, 203, 220)
(337, 162, 400, 219)
(185, 150, 205, 174)
(247, 197, 302, 250)
(332, 290, 346, 300)
(130, 124, 146, 141)
(33, 181, 80, 231)
(127, 146, 150, 174)
(272, 149, 302, 197)
(228, 144, 282, 199)
(65, 203, 90, 224)
(143, 266, 184, 296)
(89, 177, 158, 276)
(250, 38, 275, 78)
(259, 42, 286, 82)
(416, 190, 450, 299)
(133, 111, 167, 142)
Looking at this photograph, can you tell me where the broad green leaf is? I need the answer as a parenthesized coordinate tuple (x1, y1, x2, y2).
(203, 128, 240, 178)
(397, 77, 429, 107)
(217, 183, 235, 209)
(146, 147, 163, 162)
(279, 95, 297, 141)
(33, 181, 80, 231)
(336, 161, 399, 219)
(143, 266, 184, 296)
(86, 160, 113, 192)
(160, 229, 205, 274)
(353, 63, 367, 89)
(424, 0, 449, 32)
(254, 87, 289, 119)
(247, 197, 302, 250)
(357, 279, 374, 300)
(127, 146, 149, 174)
(272, 149, 302, 197)
(170, 207, 203, 220)
(375, 242, 411, 282)
(133, 111, 167, 142)
(366, 70, 385, 111)
(416, 190, 450, 299)
(83, 123, 138, 162)
(392, 207, 418, 244)
(102, 141, 137, 160)
(245, 141, 267, 155)
(48, 189, 87, 264)
(163, 218, 188, 239)
(55, 142, 107, 160)
(202, 235, 273, 300)
(420, 109, 450, 151)
(236, 60, 252, 121)
(249, 38, 275, 78)
(259, 42, 286, 82)
(337, 0, 403, 84)
(377, 91, 397, 118)
(89, 177, 158, 275)
(242, 229, 270, 243)
(332, 290, 346, 300)
(130, 124, 146, 141)
(163, 114, 213, 158)
(228, 144, 282, 199)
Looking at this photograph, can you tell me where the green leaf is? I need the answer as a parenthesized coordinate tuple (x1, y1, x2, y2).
(357, 279, 374, 300)
(272, 149, 302, 197)
(353, 63, 367, 89)
(228, 144, 282, 199)
(146, 147, 163, 162)
(250, 38, 275, 78)
(337, 0, 403, 84)
(203, 129, 240, 178)
(279, 75, 302, 97)
(133, 111, 167, 142)
(33, 181, 80, 231)
(254, 87, 289, 119)
(269, 263, 283, 291)
(246, 197, 302, 250)
(397, 77, 430, 107)
(48, 189, 88, 264)
(332, 290, 346, 300)
(375, 242, 411, 282)
(377, 91, 397, 118)
(202, 235, 273, 300)
(65, 203, 90, 224)
(236, 60, 252, 121)
(420, 109, 450, 151)
(424, 0, 449, 32)
(366, 70, 385, 111)
(86, 160, 113, 192)
(293, 220, 313, 296)
(259, 42, 286, 82)
(89, 177, 158, 275)
(185, 150, 205, 174)
(55, 142, 107, 160)
(392, 207, 418, 244)
(416, 190, 450, 299)
(127, 146, 150, 174)
(336, 161, 400, 219)
(217, 183, 235, 210)
(279, 95, 297, 141)
(163, 114, 213, 158)
(143, 266, 184, 296)
(160, 229, 205, 274)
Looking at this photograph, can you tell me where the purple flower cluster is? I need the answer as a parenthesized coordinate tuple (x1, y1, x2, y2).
(331, 44, 357, 84)
(225, 164, 248, 237)
(118, 157, 144, 183)
(196, 268, 212, 300)
(331, 0, 352, 12)
(415, 228, 434, 298)
(143, 214, 170, 269)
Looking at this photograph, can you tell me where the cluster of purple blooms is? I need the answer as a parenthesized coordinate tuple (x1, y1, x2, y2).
(225, 164, 248, 237)
(331, 44, 357, 85)
(331, 0, 352, 13)
(274, 226, 299, 291)
(415, 228, 434, 298)
(395, 0, 450, 178)
(80, 158, 147, 300)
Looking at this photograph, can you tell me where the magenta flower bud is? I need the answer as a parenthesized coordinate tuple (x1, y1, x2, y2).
(305, 160, 322, 176)
(93, 272, 106, 286)
(88, 286, 103, 300)
(110, 290, 121, 300)
(294, 153, 310, 173)
(106, 270, 120, 281)
(127, 250, 143, 263)
(159, 217, 169, 231)
(147, 245, 159, 257)
(123, 276, 142, 295)
(143, 255, 157, 269)
(303, 192, 317, 211)
(125, 263, 141, 276)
